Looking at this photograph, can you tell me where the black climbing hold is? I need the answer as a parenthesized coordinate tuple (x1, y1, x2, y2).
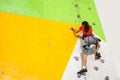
(77, 14, 80, 18)
(74, 56, 79, 61)
(74, 4, 78, 8)
(93, 66, 99, 71)
(92, 22, 96, 25)
(105, 76, 109, 80)
(88, 7, 92, 10)
(100, 59, 105, 63)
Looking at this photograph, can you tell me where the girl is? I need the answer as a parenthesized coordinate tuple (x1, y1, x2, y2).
(71, 21, 101, 74)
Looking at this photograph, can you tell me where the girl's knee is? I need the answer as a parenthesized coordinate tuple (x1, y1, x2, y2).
(96, 44, 100, 48)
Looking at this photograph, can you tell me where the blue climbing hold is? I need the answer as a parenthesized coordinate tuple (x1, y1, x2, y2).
(74, 56, 79, 61)
(77, 74, 81, 78)
(94, 66, 99, 71)
(100, 59, 105, 63)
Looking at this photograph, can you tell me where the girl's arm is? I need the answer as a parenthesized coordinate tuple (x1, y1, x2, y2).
(70, 27, 81, 38)
(70, 27, 81, 33)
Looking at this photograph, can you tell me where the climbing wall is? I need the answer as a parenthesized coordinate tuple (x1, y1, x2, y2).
(0, 0, 116, 80)
(62, 37, 118, 80)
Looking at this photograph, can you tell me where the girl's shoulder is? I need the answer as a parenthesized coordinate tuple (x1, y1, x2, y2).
(89, 25, 92, 28)
(89, 25, 92, 27)
(79, 25, 84, 29)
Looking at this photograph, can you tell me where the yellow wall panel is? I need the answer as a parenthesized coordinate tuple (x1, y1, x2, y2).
(0, 12, 80, 80)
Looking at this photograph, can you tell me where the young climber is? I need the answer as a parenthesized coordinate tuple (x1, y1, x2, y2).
(71, 21, 101, 75)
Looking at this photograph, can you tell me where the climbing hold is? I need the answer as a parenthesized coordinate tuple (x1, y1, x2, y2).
(77, 74, 81, 78)
(105, 76, 110, 80)
(77, 14, 80, 18)
(74, 4, 78, 8)
(100, 59, 105, 63)
(92, 22, 96, 25)
(88, 7, 92, 10)
(93, 66, 99, 71)
(74, 56, 79, 61)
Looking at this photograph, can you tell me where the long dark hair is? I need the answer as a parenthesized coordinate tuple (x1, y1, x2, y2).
(82, 21, 89, 33)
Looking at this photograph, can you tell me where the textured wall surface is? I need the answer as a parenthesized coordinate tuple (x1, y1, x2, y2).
(0, 0, 113, 80)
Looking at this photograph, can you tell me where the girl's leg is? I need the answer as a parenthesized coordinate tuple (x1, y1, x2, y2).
(77, 53, 88, 74)
(95, 41, 101, 59)
(82, 53, 87, 68)
(96, 41, 100, 51)
(77, 37, 89, 74)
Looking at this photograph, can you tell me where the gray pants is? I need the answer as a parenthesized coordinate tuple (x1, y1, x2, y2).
(84, 36, 98, 45)
(82, 36, 99, 53)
